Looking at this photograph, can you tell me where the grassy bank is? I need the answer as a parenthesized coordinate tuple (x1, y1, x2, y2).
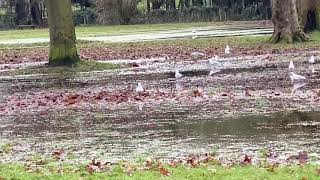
(0, 163, 319, 180)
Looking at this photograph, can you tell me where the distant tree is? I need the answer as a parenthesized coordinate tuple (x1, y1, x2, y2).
(30, 0, 41, 25)
(15, 0, 28, 25)
(47, 0, 80, 66)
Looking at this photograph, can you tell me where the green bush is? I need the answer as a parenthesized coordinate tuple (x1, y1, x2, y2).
(0, 14, 16, 28)
(73, 7, 97, 25)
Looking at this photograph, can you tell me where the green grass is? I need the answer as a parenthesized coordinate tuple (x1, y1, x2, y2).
(0, 143, 13, 154)
(78, 31, 320, 51)
(0, 21, 227, 41)
(5, 60, 121, 76)
(0, 163, 319, 180)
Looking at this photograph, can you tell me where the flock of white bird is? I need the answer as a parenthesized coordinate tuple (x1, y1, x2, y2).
(135, 28, 316, 94)
(289, 55, 316, 83)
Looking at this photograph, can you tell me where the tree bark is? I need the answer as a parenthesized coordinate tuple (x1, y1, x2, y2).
(271, 0, 309, 43)
(297, 0, 320, 32)
(47, 0, 80, 66)
(15, 0, 28, 25)
(30, 0, 41, 26)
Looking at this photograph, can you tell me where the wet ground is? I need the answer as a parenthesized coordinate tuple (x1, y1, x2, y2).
(0, 51, 320, 164)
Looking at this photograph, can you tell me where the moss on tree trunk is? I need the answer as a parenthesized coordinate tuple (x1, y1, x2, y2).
(47, 0, 80, 67)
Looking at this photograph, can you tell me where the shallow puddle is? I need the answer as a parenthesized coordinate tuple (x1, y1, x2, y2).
(1, 109, 319, 163)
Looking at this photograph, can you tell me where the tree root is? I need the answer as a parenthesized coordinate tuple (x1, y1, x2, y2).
(270, 30, 309, 43)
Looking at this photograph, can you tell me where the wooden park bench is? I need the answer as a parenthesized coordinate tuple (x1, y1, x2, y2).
(17, 25, 36, 30)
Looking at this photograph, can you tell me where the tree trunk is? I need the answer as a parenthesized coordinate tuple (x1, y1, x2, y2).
(30, 0, 41, 25)
(297, 0, 320, 32)
(47, 0, 80, 66)
(15, 0, 28, 25)
(147, 0, 151, 12)
(271, 0, 308, 43)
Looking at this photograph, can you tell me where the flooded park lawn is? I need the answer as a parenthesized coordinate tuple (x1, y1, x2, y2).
(1, 51, 320, 165)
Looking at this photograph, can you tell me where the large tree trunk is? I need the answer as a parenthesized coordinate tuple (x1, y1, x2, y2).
(271, 0, 309, 43)
(47, 0, 80, 66)
(297, 0, 320, 32)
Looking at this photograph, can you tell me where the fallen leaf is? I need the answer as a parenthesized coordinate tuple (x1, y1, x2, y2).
(52, 149, 64, 160)
(145, 158, 153, 169)
(159, 167, 171, 176)
(315, 167, 320, 175)
(245, 87, 252, 97)
(298, 152, 308, 165)
(242, 155, 252, 165)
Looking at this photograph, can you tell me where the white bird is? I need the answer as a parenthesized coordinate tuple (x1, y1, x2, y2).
(209, 56, 219, 64)
(175, 69, 183, 79)
(309, 55, 315, 64)
(225, 45, 231, 54)
(288, 60, 295, 70)
(209, 70, 220, 76)
(192, 29, 197, 39)
(135, 83, 144, 93)
(191, 52, 205, 60)
(138, 102, 144, 111)
(289, 72, 306, 82)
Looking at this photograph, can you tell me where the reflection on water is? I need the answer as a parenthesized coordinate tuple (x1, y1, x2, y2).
(0, 110, 320, 162)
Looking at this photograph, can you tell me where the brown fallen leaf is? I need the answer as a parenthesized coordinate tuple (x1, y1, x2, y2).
(145, 158, 153, 169)
(159, 167, 171, 176)
(301, 176, 307, 180)
(315, 167, 320, 175)
(168, 160, 179, 168)
(52, 149, 64, 160)
(187, 155, 198, 168)
(242, 155, 252, 165)
(193, 89, 203, 97)
(245, 87, 252, 97)
(266, 163, 278, 172)
(298, 152, 308, 165)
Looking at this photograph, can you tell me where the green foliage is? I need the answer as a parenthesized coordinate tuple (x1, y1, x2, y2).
(0, 13, 15, 28)
(73, 7, 97, 25)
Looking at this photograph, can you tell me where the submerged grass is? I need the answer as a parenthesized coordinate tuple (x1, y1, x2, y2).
(0, 163, 319, 180)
